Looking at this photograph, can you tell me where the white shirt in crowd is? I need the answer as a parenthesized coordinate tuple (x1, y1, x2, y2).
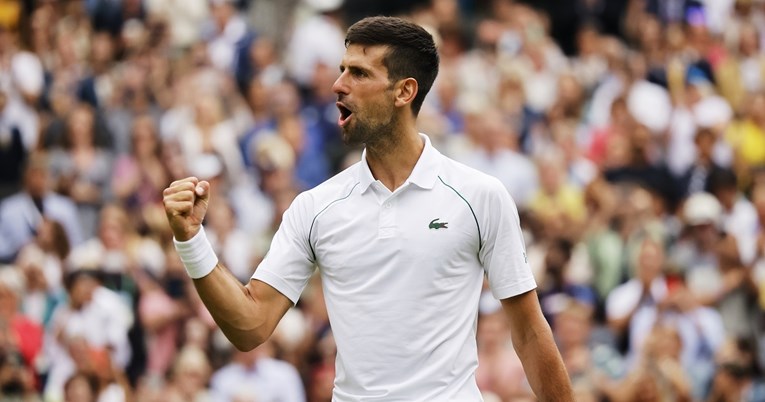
(210, 357, 306, 402)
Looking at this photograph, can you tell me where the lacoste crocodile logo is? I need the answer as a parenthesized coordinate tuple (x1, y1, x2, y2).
(429, 218, 448, 229)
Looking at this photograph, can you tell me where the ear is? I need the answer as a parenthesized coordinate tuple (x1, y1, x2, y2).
(393, 78, 418, 109)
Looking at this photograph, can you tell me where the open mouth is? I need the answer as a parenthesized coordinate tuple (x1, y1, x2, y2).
(336, 102, 353, 127)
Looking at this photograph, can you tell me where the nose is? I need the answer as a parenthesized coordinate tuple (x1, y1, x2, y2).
(332, 70, 348, 96)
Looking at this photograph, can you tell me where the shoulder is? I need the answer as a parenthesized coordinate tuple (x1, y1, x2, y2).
(298, 162, 362, 211)
(437, 156, 512, 204)
(0, 193, 25, 210)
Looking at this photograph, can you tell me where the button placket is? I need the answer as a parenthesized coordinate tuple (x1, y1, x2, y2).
(379, 198, 396, 238)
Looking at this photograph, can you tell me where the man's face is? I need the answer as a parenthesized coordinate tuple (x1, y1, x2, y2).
(69, 275, 97, 310)
(332, 44, 399, 147)
(24, 167, 48, 198)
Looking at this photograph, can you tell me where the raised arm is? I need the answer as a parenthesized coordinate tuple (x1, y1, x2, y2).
(163, 177, 292, 351)
(501, 289, 574, 402)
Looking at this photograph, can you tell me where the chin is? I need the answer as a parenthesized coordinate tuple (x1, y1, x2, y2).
(341, 127, 363, 147)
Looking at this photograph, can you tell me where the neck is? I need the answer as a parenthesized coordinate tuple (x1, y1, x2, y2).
(364, 124, 422, 192)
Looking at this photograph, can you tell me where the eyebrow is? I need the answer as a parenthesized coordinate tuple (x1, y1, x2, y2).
(340, 65, 371, 76)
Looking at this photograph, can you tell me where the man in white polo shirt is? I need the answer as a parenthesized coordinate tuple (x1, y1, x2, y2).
(163, 16, 573, 401)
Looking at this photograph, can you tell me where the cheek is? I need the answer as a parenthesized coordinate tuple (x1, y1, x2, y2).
(365, 97, 395, 123)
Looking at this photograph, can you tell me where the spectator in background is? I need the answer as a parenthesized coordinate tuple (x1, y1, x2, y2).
(0, 153, 83, 263)
(475, 310, 532, 401)
(457, 107, 539, 210)
(587, 96, 635, 168)
(63, 372, 99, 402)
(530, 150, 587, 240)
(177, 94, 244, 185)
(76, 31, 118, 110)
(286, 0, 346, 90)
(570, 22, 608, 94)
(235, 35, 285, 93)
(164, 346, 213, 402)
(14, 217, 70, 325)
(301, 62, 344, 174)
(136, 247, 192, 380)
(608, 323, 693, 402)
(603, 122, 679, 213)
(238, 77, 277, 175)
(111, 115, 169, 230)
(666, 61, 734, 180)
(270, 79, 331, 189)
(235, 133, 297, 240)
(678, 127, 728, 197)
(707, 337, 765, 402)
(583, 176, 635, 300)
(205, 197, 254, 281)
(144, 0, 208, 49)
(726, 91, 765, 182)
(44, 270, 133, 402)
(614, 236, 725, 395)
(0, 267, 44, 392)
(716, 20, 763, 114)
(66, 203, 165, 317)
(204, 0, 254, 75)
(537, 237, 597, 325)
(671, 192, 751, 326)
(549, 119, 597, 190)
(4, 51, 44, 153)
(0, 88, 27, 199)
(105, 58, 165, 156)
(554, 301, 621, 400)
(48, 104, 115, 240)
(278, 113, 330, 190)
(708, 168, 759, 266)
(210, 343, 306, 402)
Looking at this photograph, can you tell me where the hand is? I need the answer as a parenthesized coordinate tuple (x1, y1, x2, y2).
(162, 177, 211, 241)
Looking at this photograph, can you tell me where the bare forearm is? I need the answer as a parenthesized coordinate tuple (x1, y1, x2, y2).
(502, 291, 573, 402)
(192, 264, 268, 351)
(163, 177, 291, 351)
(514, 324, 574, 402)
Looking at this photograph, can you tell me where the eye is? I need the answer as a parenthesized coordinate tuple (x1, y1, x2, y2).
(350, 68, 367, 78)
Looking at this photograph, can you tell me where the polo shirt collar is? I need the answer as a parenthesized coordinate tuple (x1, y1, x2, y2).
(358, 133, 442, 193)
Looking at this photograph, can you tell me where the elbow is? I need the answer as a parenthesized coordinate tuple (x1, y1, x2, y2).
(226, 320, 272, 352)
(230, 332, 268, 352)
(231, 338, 260, 352)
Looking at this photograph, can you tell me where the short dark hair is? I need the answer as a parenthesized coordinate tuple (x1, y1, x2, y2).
(708, 168, 738, 193)
(345, 16, 439, 116)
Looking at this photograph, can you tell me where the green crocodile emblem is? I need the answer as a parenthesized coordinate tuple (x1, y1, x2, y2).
(429, 218, 448, 230)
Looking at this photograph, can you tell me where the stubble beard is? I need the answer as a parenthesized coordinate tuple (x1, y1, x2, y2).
(342, 110, 400, 155)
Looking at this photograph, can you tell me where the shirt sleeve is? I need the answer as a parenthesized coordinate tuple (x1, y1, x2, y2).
(479, 178, 537, 300)
(251, 192, 316, 304)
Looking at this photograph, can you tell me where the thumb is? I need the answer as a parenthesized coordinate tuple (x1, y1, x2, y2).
(192, 181, 211, 221)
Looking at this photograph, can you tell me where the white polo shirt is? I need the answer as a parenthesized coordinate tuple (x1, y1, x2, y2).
(252, 134, 536, 401)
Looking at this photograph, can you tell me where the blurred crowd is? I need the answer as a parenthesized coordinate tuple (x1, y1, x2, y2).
(0, 0, 765, 401)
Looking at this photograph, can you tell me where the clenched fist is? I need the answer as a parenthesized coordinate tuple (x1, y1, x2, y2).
(163, 177, 211, 241)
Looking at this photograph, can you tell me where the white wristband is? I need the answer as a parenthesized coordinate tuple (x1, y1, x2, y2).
(173, 226, 219, 279)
